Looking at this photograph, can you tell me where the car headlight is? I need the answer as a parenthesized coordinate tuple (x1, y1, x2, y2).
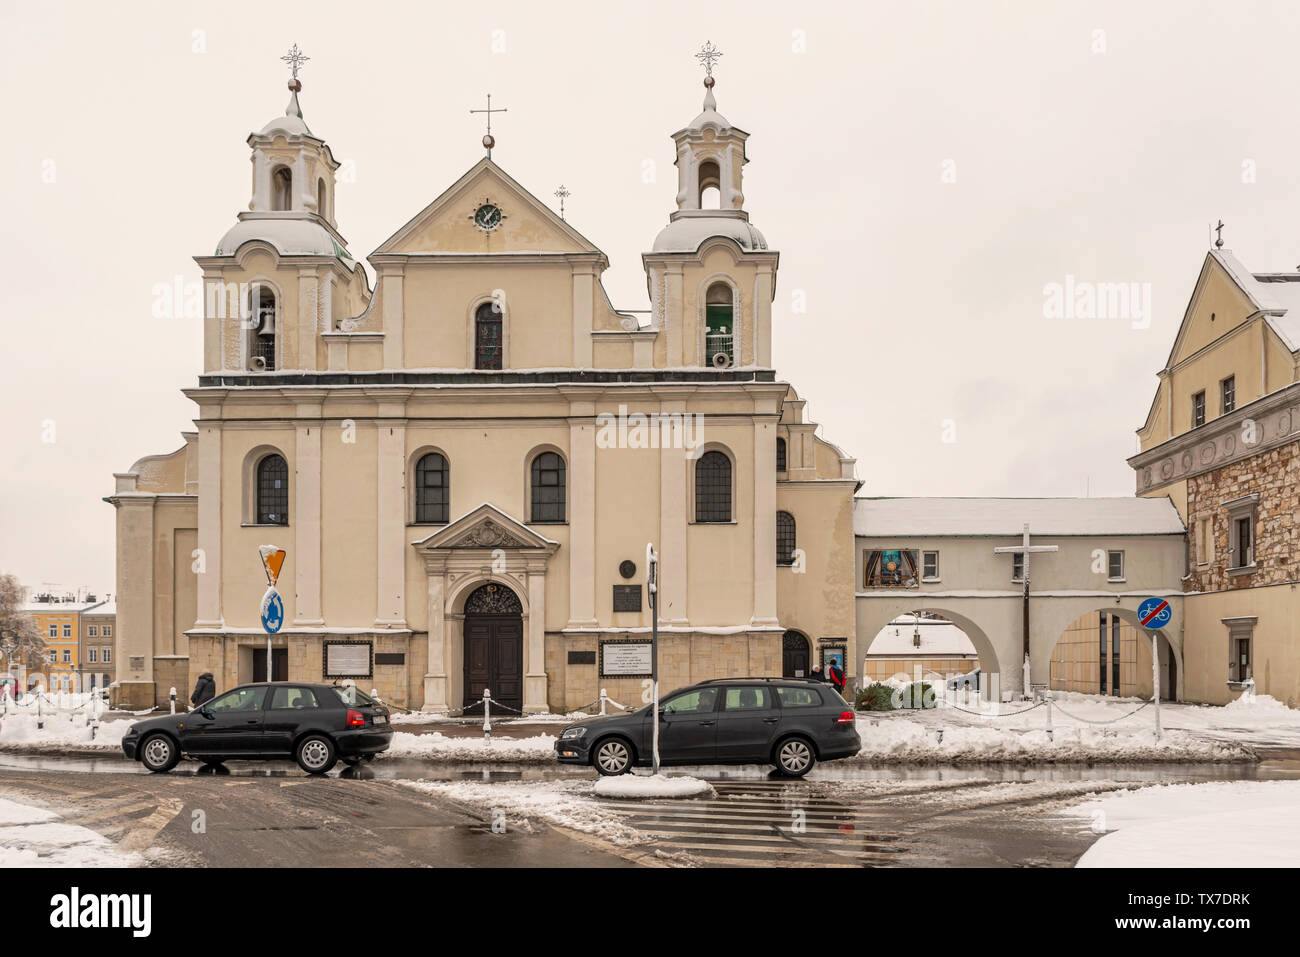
(560, 727, 587, 740)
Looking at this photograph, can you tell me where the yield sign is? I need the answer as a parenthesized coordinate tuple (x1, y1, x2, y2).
(259, 545, 287, 587)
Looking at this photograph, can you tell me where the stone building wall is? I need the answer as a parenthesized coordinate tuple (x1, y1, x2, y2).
(1186, 437, 1300, 592)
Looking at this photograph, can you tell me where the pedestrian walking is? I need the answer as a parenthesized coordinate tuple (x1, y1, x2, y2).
(190, 671, 216, 709)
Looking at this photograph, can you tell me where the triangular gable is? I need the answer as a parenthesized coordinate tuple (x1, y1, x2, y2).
(373, 158, 605, 257)
(1162, 250, 1261, 371)
(412, 503, 559, 551)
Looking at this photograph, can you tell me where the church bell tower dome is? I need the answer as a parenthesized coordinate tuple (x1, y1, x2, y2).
(214, 45, 355, 266)
(652, 44, 767, 255)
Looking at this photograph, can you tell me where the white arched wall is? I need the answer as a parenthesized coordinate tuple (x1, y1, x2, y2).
(855, 597, 1017, 684)
(1032, 597, 1184, 701)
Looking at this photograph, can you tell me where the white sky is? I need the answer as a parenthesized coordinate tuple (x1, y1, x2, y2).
(3, 0, 1299, 592)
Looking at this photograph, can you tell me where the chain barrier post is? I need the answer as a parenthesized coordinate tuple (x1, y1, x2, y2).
(482, 688, 491, 741)
(169, 687, 177, 715)
(599, 688, 607, 716)
(1044, 690, 1053, 742)
(36, 691, 43, 730)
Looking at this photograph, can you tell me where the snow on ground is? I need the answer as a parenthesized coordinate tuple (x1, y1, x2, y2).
(399, 779, 650, 846)
(0, 797, 143, 867)
(593, 774, 714, 799)
(1063, 780, 1300, 867)
(0, 714, 130, 752)
(386, 730, 558, 762)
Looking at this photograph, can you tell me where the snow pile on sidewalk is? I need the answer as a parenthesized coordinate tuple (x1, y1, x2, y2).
(400, 779, 649, 846)
(852, 715, 1251, 764)
(1064, 780, 1300, 867)
(0, 797, 143, 867)
(0, 714, 130, 752)
(388, 711, 585, 727)
(387, 730, 558, 763)
(593, 774, 714, 799)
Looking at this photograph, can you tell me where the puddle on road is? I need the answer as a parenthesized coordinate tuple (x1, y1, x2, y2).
(1, 752, 1297, 784)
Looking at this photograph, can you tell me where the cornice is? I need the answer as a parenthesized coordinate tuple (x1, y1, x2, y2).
(1128, 381, 1300, 492)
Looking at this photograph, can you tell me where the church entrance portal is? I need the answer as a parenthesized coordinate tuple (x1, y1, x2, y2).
(462, 583, 524, 713)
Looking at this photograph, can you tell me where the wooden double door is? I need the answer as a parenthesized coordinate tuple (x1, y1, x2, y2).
(463, 615, 523, 712)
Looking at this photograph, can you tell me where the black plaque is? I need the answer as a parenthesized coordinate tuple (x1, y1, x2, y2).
(567, 650, 597, 665)
(612, 584, 642, 612)
(375, 653, 405, 666)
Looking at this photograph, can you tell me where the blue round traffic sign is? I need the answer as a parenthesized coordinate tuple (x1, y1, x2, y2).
(260, 589, 285, 634)
(1137, 597, 1172, 630)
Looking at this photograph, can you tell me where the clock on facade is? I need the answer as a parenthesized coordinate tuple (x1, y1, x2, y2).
(470, 199, 506, 232)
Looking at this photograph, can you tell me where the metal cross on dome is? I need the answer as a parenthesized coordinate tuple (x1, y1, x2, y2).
(695, 41, 722, 77)
(281, 43, 309, 81)
(554, 185, 570, 220)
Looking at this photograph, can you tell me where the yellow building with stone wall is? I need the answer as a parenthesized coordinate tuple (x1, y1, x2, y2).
(108, 65, 859, 712)
(1130, 247, 1300, 707)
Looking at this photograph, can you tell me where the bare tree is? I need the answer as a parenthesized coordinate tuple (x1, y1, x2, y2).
(0, 573, 47, 675)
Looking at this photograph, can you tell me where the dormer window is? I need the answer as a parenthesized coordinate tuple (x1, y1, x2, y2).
(704, 282, 734, 367)
(475, 302, 503, 370)
(272, 166, 292, 211)
(249, 285, 276, 372)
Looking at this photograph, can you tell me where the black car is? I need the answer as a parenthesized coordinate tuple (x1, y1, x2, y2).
(122, 682, 392, 774)
(555, 677, 861, 777)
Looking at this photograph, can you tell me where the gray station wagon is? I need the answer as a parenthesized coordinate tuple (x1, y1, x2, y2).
(554, 677, 861, 777)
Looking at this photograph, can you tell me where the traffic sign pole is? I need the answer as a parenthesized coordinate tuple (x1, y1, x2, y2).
(258, 546, 287, 681)
(1137, 597, 1171, 742)
(1150, 631, 1161, 741)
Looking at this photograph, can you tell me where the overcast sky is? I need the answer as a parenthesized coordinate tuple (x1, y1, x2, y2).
(3, 0, 1299, 593)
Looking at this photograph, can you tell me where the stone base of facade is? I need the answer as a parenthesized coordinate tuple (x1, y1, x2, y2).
(185, 631, 426, 708)
(111, 680, 158, 711)
(543, 629, 782, 715)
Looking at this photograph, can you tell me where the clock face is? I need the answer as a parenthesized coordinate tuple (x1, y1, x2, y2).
(472, 202, 504, 232)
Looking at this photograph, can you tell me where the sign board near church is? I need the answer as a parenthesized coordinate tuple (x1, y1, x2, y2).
(600, 640, 653, 678)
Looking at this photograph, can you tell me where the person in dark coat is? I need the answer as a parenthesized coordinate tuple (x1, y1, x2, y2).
(190, 672, 216, 709)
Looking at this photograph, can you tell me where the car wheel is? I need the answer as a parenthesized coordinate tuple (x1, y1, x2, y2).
(140, 734, 180, 773)
(593, 737, 633, 776)
(295, 735, 337, 775)
(774, 736, 816, 777)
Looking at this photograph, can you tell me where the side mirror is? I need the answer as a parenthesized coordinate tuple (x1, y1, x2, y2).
(200, 708, 214, 720)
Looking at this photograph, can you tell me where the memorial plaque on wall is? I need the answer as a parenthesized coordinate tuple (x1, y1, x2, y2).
(375, 652, 405, 666)
(567, 650, 596, 665)
(600, 641, 652, 678)
(612, 584, 642, 612)
(324, 641, 372, 678)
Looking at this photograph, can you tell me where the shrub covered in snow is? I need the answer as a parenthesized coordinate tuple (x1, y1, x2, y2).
(896, 681, 937, 710)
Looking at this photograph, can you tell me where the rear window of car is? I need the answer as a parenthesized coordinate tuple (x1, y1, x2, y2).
(272, 687, 320, 709)
(776, 686, 823, 708)
(331, 686, 377, 707)
(723, 686, 772, 711)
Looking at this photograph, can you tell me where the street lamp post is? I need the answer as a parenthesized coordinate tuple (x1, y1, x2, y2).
(646, 542, 660, 776)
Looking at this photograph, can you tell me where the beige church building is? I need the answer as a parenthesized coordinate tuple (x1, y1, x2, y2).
(107, 62, 860, 711)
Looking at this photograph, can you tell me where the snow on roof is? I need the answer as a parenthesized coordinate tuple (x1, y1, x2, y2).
(652, 215, 769, 254)
(216, 217, 356, 267)
(1211, 249, 1300, 352)
(866, 617, 977, 656)
(854, 497, 1186, 538)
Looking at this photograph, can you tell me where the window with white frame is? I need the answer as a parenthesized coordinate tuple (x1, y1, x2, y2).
(1225, 617, 1255, 684)
(1221, 375, 1236, 415)
(103, 648, 112, 663)
(103, 625, 112, 637)
(88, 626, 98, 637)
(1192, 390, 1206, 428)
(62, 624, 71, 638)
(88, 648, 98, 663)
(1107, 550, 1125, 581)
(62, 650, 70, 663)
(922, 550, 940, 581)
(48, 625, 56, 639)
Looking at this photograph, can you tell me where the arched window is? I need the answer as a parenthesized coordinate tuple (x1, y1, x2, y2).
(474, 301, 503, 370)
(698, 158, 721, 209)
(777, 511, 796, 565)
(530, 451, 566, 523)
(249, 285, 276, 371)
(776, 437, 787, 472)
(414, 452, 449, 524)
(316, 178, 328, 219)
(695, 450, 732, 523)
(256, 454, 289, 525)
(272, 166, 293, 211)
(704, 282, 734, 366)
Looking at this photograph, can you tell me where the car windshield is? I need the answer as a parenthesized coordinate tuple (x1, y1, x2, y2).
(331, 686, 377, 707)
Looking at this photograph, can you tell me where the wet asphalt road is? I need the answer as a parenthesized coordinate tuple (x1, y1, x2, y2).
(4, 749, 1299, 867)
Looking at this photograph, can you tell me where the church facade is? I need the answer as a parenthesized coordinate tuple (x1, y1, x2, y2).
(107, 64, 860, 712)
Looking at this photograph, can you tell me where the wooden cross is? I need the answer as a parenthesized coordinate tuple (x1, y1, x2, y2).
(470, 94, 507, 158)
(994, 524, 1059, 684)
